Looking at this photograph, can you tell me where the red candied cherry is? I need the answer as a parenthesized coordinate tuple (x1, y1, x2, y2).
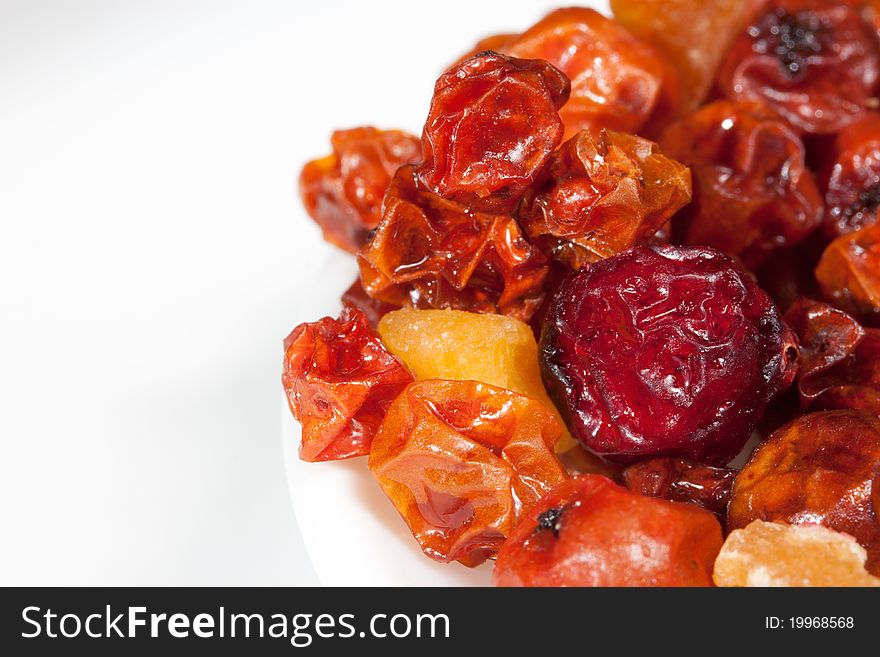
(540, 245, 798, 465)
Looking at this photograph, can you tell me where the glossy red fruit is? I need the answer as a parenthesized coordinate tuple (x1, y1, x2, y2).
(717, 0, 880, 135)
(358, 165, 549, 321)
(282, 308, 413, 462)
(619, 457, 737, 517)
(785, 297, 880, 413)
(416, 51, 570, 213)
(821, 112, 880, 239)
(519, 129, 691, 271)
(299, 127, 421, 253)
(369, 379, 567, 566)
(341, 277, 398, 328)
(493, 474, 723, 587)
(660, 100, 823, 269)
(540, 245, 798, 465)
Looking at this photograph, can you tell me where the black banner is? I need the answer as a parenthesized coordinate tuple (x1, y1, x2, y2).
(1, 587, 875, 654)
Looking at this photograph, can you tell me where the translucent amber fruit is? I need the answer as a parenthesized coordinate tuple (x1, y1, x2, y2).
(714, 521, 880, 587)
(377, 307, 579, 452)
(369, 379, 568, 566)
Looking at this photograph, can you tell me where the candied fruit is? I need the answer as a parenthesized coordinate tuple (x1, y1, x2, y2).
(728, 409, 880, 574)
(369, 379, 568, 566)
(785, 297, 880, 413)
(619, 457, 736, 518)
(714, 520, 880, 587)
(282, 308, 413, 462)
(341, 277, 398, 328)
(660, 100, 823, 268)
(540, 245, 798, 465)
(717, 0, 880, 135)
(611, 0, 764, 115)
(501, 8, 674, 139)
(821, 112, 880, 238)
(816, 222, 880, 323)
(358, 165, 548, 321)
(493, 474, 723, 586)
(519, 129, 691, 270)
(299, 127, 421, 253)
(377, 307, 584, 455)
(416, 51, 569, 213)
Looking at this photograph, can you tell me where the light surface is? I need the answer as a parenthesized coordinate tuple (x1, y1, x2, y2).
(0, 0, 607, 585)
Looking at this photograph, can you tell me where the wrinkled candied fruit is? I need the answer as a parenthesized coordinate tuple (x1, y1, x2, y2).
(540, 245, 798, 465)
(714, 520, 880, 587)
(816, 222, 880, 322)
(728, 409, 880, 575)
(299, 127, 421, 253)
(358, 165, 548, 321)
(717, 0, 880, 135)
(785, 297, 880, 413)
(493, 474, 723, 586)
(282, 308, 413, 462)
(660, 100, 823, 268)
(499, 8, 674, 139)
(377, 307, 599, 458)
(822, 112, 880, 238)
(341, 277, 398, 328)
(611, 0, 764, 114)
(620, 457, 736, 517)
(416, 51, 569, 213)
(519, 129, 691, 270)
(369, 379, 567, 566)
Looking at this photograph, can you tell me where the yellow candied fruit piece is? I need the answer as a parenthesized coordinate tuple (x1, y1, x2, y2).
(378, 308, 576, 452)
(713, 521, 880, 587)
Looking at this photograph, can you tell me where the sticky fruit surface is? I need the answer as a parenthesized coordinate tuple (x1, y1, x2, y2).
(282, 308, 413, 462)
(520, 129, 691, 270)
(299, 127, 420, 253)
(368, 379, 567, 566)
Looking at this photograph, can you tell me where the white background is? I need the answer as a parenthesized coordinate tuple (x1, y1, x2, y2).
(0, 0, 605, 585)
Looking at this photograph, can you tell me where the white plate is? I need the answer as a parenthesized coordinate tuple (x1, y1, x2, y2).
(281, 249, 492, 586)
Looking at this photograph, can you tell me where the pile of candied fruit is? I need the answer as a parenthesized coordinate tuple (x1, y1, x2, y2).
(286, 0, 880, 587)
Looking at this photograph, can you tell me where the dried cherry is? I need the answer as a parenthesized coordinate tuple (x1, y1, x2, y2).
(785, 297, 880, 413)
(368, 379, 567, 566)
(822, 112, 880, 238)
(519, 129, 691, 270)
(660, 100, 823, 268)
(282, 308, 413, 462)
(717, 0, 880, 135)
(493, 474, 723, 586)
(728, 409, 880, 575)
(540, 245, 798, 465)
(416, 51, 569, 213)
(619, 457, 736, 517)
(358, 165, 548, 321)
(816, 222, 880, 322)
(299, 127, 421, 253)
(500, 8, 674, 139)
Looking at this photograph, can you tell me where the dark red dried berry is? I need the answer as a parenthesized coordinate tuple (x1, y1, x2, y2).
(540, 245, 798, 465)
(619, 457, 737, 517)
